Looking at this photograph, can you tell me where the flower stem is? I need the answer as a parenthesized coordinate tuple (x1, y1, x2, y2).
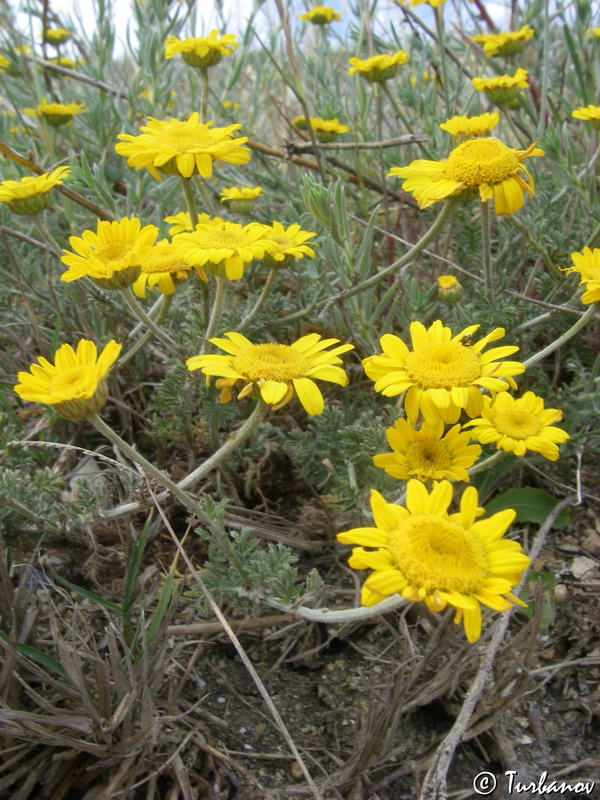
(99, 399, 270, 520)
(524, 303, 598, 369)
(381, 83, 434, 159)
(119, 294, 173, 368)
(319, 199, 455, 317)
(434, 6, 451, 118)
(196, 177, 218, 216)
(201, 274, 228, 352)
(480, 200, 496, 307)
(88, 412, 219, 533)
(181, 176, 200, 228)
(120, 286, 182, 356)
(199, 65, 209, 123)
(467, 449, 506, 477)
(240, 269, 278, 330)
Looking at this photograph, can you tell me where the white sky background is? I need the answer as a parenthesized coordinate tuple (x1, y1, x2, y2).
(11, 0, 512, 58)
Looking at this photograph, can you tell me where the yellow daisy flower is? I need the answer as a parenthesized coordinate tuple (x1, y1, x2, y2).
(220, 186, 262, 212)
(292, 116, 349, 142)
(132, 238, 207, 299)
(347, 51, 409, 83)
(436, 274, 463, 303)
(374, 419, 482, 482)
(43, 27, 72, 45)
(465, 392, 569, 461)
(0, 165, 69, 215)
(49, 56, 77, 69)
(174, 217, 276, 280)
(60, 217, 158, 289)
(0, 54, 11, 72)
(164, 211, 211, 235)
(260, 221, 317, 269)
(187, 332, 354, 415)
(299, 6, 341, 24)
(363, 320, 525, 424)
(115, 113, 251, 181)
(471, 25, 535, 58)
(562, 246, 600, 304)
(164, 31, 238, 68)
(27, 101, 87, 127)
(389, 136, 543, 216)
(571, 105, 600, 130)
(439, 112, 499, 138)
(337, 480, 530, 642)
(472, 68, 529, 108)
(14, 339, 122, 421)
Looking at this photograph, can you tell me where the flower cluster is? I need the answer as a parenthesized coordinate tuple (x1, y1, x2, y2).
(471, 25, 534, 58)
(0, 166, 70, 215)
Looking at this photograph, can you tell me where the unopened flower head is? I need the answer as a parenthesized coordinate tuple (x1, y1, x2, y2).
(115, 113, 250, 181)
(60, 216, 158, 289)
(348, 50, 409, 83)
(337, 480, 530, 642)
(260, 221, 317, 269)
(43, 27, 71, 45)
(471, 25, 534, 57)
(0, 165, 69, 215)
(27, 101, 86, 126)
(436, 274, 463, 303)
(132, 238, 207, 299)
(299, 6, 341, 24)
(472, 68, 529, 108)
(187, 332, 354, 415)
(293, 116, 349, 142)
(14, 339, 121, 421)
(389, 135, 543, 216)
(174, 217, 275, 280)
(363, 320, 525, 424)
(466, 392, 569, 461)
(571, 105, 600, 130)
(374, 418, 481, 482)
(165, 31, 238, 68)
(562, 246, 600, 304)
(439, 112, 499, 139)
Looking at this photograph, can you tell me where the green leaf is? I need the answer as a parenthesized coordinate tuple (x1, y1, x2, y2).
(0, 631, 69, 680)
(483, 488, 570, 529)
(49, 569, 124, 615)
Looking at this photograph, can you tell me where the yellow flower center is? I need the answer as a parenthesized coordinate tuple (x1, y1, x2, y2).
(233, 344, 310, 383)
(49, 367, 88, 396)
(97, 242, 133, 264)
(492, 406, 542, 439)
(387, 515, 488, 594)
(153, 127, 215, 153)
(195, 226, 250, 249)
(405, 441, 452, 478)
(444, 138, 520, 186)
(404, 341, 481, 389)
(142, 250, 188, 274)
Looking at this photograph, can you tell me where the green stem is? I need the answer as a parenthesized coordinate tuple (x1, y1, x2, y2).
(537, 0, 550, 138)
(199, 65, 209, 123)
(202, 274, 228, 352)
(381, 83, 434, 159)
(99, 399, 270, 520)
(524, 303, 597, 369)
(434, 6, 451, 118)
(319, 199, 455, 317)
(181, 176, 200, 227)
(88, 413, 219, 533)
(480, 200, 495, 307)
(467, 449, 506, 478)
(119, 294, 173, 368)
(240, 269, 278, 329)
(120, 287, 182, 356)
